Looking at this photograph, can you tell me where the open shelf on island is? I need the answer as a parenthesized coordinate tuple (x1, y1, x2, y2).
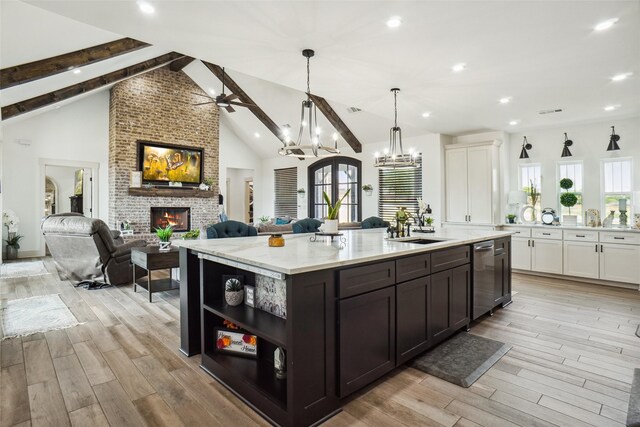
(203, 301, 287, 349)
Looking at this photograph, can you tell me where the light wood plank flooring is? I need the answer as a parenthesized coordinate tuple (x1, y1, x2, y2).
(1, 259, 638, 426)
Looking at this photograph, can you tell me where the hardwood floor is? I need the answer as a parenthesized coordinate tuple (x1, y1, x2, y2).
(1, 260, 638, 426)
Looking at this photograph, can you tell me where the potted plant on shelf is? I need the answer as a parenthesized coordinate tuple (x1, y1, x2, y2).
(4, 234, 23, 260)
(155, 225, 173, 251)
(560, 178, 578, 226)
(322, 189, 351, 233)
(506, 214, 517, 224)
(362, 184, 373, 196)
(297, 188, 306, 198)
(224, 277, 244, 306)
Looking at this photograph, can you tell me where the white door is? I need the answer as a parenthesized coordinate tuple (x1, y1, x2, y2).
(445, 148, 468, 223)
(511, 237, 532, 271)
(563, 241, 599, 279)
(600, 243, 640, 284)
(467, 145, 493, 224)
(531, 239, 563, 274)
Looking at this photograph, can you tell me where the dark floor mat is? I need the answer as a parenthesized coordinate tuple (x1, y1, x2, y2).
(411, 332, 511, 388)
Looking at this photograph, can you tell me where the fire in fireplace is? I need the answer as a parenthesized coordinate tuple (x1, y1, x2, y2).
(150, 207, 190, 232)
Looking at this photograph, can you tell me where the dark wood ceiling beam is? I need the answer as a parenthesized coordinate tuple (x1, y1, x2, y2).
(308, 93, 362, 153)
(1, 52, 183, 121)
(0, 38, 150, 90)
(169, 56, 195, 72)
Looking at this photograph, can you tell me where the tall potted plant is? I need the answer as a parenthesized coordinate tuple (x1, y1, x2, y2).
(559, 178, 578, 226)
(322, 189, 351, 233)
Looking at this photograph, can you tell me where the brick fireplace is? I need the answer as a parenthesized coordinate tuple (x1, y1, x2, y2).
(150, 207, 190, 232)
(108, 67, 219, 240)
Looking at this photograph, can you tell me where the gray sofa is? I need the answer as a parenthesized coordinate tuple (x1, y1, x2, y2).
(42, 213, 147, 288)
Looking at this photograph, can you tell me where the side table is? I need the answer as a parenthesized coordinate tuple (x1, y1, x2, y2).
(131, 246, 180, 302)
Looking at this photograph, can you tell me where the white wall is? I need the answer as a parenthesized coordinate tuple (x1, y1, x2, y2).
(45, 165, 77, 213)
(2, 92, 109, 256)
(257, 133, 445, 224)
(509, 116, 640, 215)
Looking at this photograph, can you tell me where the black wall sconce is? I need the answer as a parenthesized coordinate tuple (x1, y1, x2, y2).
(561, 132, 573, 157)
(519, 136, 532, 159)
(607, 126, 620, 151)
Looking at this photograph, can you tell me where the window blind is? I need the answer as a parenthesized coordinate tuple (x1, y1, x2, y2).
(378, 156, 422, 222)
(274, 167, 298, 218)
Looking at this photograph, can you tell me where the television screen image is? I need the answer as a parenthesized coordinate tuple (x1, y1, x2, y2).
(139, 142, 203, 185)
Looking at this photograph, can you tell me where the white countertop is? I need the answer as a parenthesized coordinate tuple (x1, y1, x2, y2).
(500, 223, 640, 233)
(173, 228, 514, 275)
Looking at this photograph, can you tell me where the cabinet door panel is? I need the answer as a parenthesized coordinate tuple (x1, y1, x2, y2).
(563, 241, 599, 279)
(511, 237, 531, 270)
(450, 265, 470, 331)
(339, 287, 395, 397)
(494, 253, 506, 305)
(396, 277, 430, 364)
(429, 270, 451, 342)
(445, 148, 469, 222)
(467, 146, 493, 224)
(600, 244, 640, 284)
(531, 239, 563, 274)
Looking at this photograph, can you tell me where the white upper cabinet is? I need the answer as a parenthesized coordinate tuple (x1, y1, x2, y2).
(445, 141, 501, 225)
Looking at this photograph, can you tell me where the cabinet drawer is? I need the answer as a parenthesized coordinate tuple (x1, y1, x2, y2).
(599, 232, 640, 245)
(563, 230, 598, 242)
(532, 228, 563, 240)
(431, 246, 470, 274)
(494, 238, 509, 254)
(338, 261, 395, 299)
(508, 227, 531, 237)
(396, 253, 431, 283)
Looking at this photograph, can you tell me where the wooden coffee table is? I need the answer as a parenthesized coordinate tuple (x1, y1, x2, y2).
(131, 246, 180, 302)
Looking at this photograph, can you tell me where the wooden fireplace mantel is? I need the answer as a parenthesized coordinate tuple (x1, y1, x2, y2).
(128, 187, 216, 198)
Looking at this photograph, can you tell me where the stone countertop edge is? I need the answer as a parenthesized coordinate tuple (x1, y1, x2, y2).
(501, 224, 640, 233)
(172, 228, 515, 275)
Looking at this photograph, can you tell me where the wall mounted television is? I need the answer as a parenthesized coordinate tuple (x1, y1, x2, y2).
(137, 141, 204, 187)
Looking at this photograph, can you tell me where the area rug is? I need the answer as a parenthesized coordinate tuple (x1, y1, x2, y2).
(1, 294, 80, 339)
(629, 369, 640, 427)
(0, 261, 49, 279)
(411, 332, 511, 387)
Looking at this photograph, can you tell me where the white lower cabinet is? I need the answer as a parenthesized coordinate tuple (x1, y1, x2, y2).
(511, 237, 532, 270)
(599, 243, 640, 284)
(531, 239, 563, 274)
(563, 241, 599, 279)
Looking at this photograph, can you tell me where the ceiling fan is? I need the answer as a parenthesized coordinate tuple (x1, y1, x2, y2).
(192, 67, 255, 113)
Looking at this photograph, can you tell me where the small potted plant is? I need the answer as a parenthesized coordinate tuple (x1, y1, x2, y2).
(4, 234, 23, 260)
(182, 229, 200, 240)
(155, 225, 173, 251)
(259, 215, 270, 223)
(297, 188, 306, 198)
(506, 214, 517, 224)
(559, 178, 578, 226)
(362, 184, 373, 196)
(225, 277, 244, 306)
(322, 189, 351, 233)
(203, 177, 215, 190)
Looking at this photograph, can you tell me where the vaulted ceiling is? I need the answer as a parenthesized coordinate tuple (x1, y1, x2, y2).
(2, 0, 639, 158)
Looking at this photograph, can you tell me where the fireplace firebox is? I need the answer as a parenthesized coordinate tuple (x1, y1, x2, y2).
(150, 207, 190, 232)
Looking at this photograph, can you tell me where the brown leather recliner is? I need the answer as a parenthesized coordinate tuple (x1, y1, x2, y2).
(42, 213, 147, 288)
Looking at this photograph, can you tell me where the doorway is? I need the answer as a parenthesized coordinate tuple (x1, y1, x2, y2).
(226, 167, 254, 222)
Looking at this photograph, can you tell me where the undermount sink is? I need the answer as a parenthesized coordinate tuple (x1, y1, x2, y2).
(396, 238, 448, 245)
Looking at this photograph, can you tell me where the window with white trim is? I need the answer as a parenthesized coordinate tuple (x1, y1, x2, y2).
(518, 163, 541, 220)
(602, 158, 633, 224)
(378, 155, 422, 222)
(558, 161, 583, 223)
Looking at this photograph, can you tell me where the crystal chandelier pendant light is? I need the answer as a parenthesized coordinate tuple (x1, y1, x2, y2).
(278, 49, 340, 158)
(374, 88, 418, 169)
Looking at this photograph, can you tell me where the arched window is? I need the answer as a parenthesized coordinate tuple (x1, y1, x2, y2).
(308, 157, 361, 223)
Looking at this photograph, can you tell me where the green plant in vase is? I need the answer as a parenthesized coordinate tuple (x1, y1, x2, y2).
(155, 225, 173, 251)
(506, 214, 517, 224)
(224, 277, 244, 306)
(559, 178, 578, 225)
(322, 189, 351, 233)
(4, 234, 23, 260)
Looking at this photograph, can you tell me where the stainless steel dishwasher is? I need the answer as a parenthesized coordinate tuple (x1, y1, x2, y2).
(472, 240, 501, 320)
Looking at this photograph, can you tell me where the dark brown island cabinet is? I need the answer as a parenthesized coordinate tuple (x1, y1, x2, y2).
(178, 237, 511, 427)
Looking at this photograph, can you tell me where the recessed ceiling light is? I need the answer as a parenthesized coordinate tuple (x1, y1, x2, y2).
(138, 2, 155, 14)
(509, 120, 519, 126)
(594, 18, 618, 31)
(604, 105, 619, 111)
(254, 132, 260, 138)
(386, 16, 402, 28)
(421, 112, 431, 118)
(499, 97, 511, 104)
(452, 63, 466, 73)
(611, 72, 632, 82)
(72, 69, 81, 75)
(208, 88, 215, 94)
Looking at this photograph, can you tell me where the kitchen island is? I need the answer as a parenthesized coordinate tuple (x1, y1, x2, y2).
(174, 228, 513, 427)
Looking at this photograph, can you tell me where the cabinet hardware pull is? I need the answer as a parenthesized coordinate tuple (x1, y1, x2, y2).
(532, 240, 535, 247)
(595, 244, 598, 252)
(601, 244, 603, 252)
(543, 233, 551, 235)
(527, 240, 530, 247)
(576, 235, 585, 237)
(614, 237, 625, 240)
